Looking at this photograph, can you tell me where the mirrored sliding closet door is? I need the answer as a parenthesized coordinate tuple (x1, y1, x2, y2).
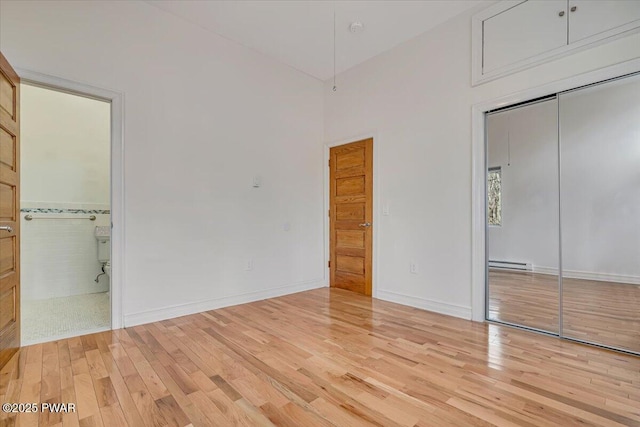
(559, 75, 640, 354)
(486, 72, 640, 355)
(486, 98, 560, 334)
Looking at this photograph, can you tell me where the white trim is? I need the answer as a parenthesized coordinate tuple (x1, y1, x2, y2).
(472, 1, 640, 85)
(528, 266, 558, 276)
(124, 279, 325, 327)
(471, 57, 640, 322)
(324, 132, 380, 297)
(16, 68, 126, 330)
(530, 266, 640, 285)
(377, 290, 472, 320)
(471, 100, 487, 322)
(471, 1, 524, 86)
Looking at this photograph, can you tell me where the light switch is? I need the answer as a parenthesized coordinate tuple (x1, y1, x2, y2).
(383, 204, 390, 216)
(252, 176, 261, 188)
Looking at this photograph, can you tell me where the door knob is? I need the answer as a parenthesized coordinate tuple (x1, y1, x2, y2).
(359, 222, 371, 227)
(558, 10, 565, 17)
(0, 226, 13, 233)
(570, 6, 577, 12)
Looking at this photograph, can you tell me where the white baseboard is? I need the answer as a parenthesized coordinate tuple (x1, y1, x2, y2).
(124, 279, 326, 327)
(532, 266, 640, 285)
(376, 290, 472, 320)
(530, 266, 558, 276)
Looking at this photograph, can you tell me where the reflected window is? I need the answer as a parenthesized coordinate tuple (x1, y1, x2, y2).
(488, 167, 502, 226)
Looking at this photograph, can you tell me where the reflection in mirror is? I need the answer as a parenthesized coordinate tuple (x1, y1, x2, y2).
(559, 75, 640, 353)
(486, 99, 559, 333)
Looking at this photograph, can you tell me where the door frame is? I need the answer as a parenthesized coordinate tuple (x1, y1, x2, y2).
(324, 132, 380, 297)
(471, 57, 640, 322)
(16, 68, 125, 329)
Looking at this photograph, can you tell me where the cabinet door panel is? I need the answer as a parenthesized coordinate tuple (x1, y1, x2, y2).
(483, 0, 567, 74)
(569, 0, 640, 43)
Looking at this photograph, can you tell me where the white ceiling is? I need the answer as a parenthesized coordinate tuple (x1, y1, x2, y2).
(145, 1, 483, 81)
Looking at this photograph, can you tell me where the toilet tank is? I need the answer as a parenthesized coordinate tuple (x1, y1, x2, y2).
(95, 226, 111, 263)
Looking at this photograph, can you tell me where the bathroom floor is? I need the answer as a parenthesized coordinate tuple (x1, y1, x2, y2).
(21, 291, 110, 345)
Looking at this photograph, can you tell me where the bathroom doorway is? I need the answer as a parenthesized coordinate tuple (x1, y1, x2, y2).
(20, 83, 112, 345)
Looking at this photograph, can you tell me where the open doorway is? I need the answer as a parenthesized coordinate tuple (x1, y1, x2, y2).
(20, 83, 112, 345)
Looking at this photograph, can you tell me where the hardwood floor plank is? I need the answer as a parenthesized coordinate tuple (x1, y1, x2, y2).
(105, 343, 137, 378)
(60, 380, 79, 427)
(40, 342, 60, 402)
(155, 395, 190, 427)
(3, 288, 639, 426)
(128, 389, 166, 427)
(187, 389, 228, 425)
(85, 350, 108, 381)
(76, 413, 103, 427)
(92, 377, 118, 408)
(99, 403, 128, 427)
(131, 359, 169, 401)
(17, 346, 43, 427)
(72, 373, 100, 422)
(103, 359, 146, 427)
(235, 398, 276, 427)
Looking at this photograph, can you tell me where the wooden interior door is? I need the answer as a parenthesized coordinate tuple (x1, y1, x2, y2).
(329, 138, 373, 296)
(0, 52, 20, 370)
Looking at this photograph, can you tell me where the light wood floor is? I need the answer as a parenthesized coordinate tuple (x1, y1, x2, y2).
(489, 269, 640, 353)
(2, 288, 639, 427)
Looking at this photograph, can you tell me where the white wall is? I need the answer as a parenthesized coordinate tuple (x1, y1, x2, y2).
(487, 100, 559, 272)
(4, 0, 639, 324)
(0, 0, 325, 325)
(20, 84, 112, 299)
(323, 3, 640, 319)
(21, 84, 111, 205)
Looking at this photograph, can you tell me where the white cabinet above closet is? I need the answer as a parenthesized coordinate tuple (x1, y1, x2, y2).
(569, 1, 640, 43)
(482, 0, 567, 74)
(472, 0, 640, 85)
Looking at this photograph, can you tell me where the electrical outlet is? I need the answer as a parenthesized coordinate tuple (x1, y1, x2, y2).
(410, 262, 417, 274)
(383, 204, 390, 216)
(245, 259, 253, 271)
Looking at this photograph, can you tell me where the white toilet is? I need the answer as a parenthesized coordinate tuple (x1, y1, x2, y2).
(95, 226, 111, 280)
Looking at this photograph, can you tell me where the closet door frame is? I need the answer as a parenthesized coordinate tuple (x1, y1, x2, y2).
(472, 67, 640, 355)
(471, 58, 640, 348)
(480, 71, 640, 354)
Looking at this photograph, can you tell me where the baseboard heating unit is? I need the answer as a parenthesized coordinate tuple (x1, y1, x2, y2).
(488, 260, 532, 271)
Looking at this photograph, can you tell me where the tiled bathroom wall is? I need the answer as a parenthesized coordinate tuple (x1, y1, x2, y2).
(20, 84, 111, 303)
(21, 202, 110, 300)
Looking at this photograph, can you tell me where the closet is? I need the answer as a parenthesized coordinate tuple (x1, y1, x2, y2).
(486, 72, 640, 354)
